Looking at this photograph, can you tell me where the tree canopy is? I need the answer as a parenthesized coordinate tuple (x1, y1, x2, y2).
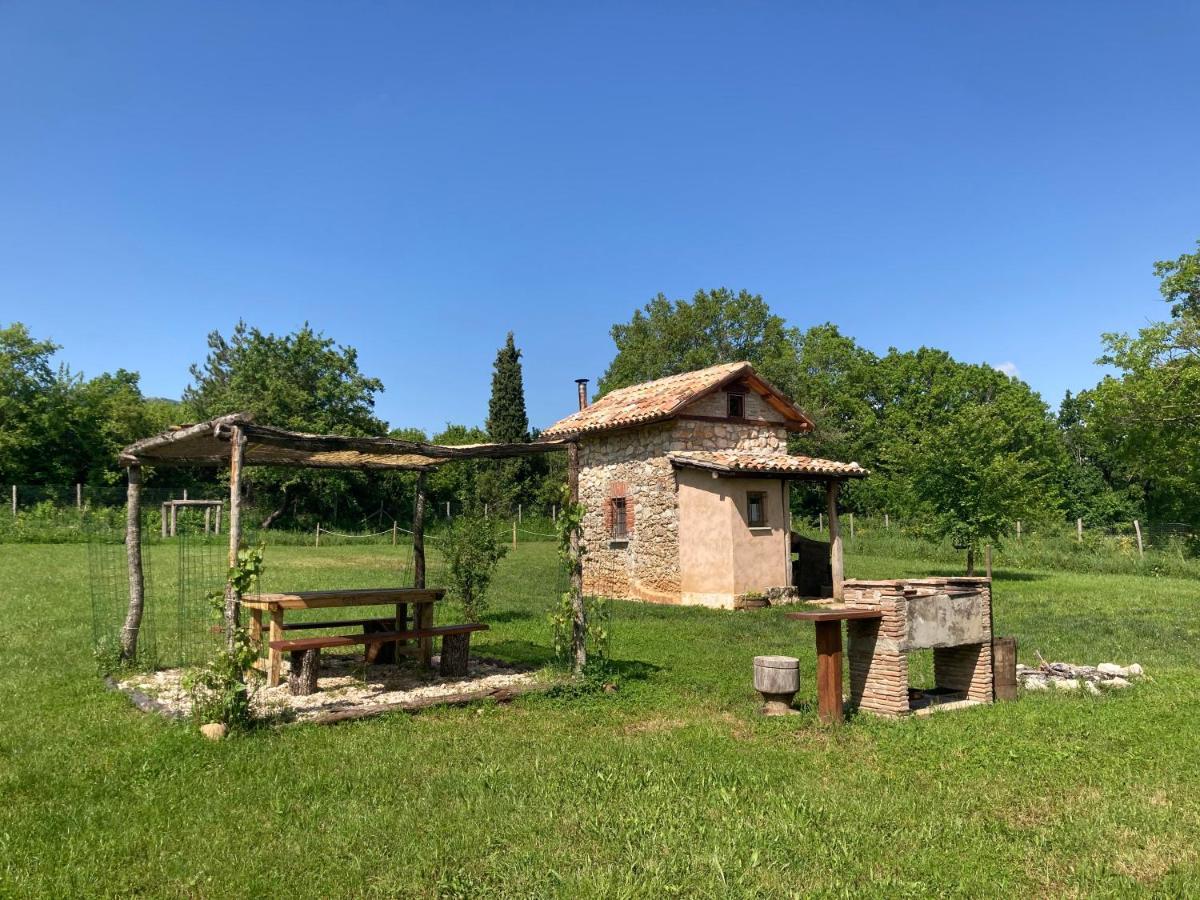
(598, 288, 804, 400)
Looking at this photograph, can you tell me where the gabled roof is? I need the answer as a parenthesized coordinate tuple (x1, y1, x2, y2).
(668, 450, 867, 480)
(539, 362, 814, 439)
(119, 414, 567, 470)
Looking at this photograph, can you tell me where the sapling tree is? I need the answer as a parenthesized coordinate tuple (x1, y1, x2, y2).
(906, 403, 1059, 574)
(443, 513, 508, 622)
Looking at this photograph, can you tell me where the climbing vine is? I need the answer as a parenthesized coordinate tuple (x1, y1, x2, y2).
(183, 542, 265, 729)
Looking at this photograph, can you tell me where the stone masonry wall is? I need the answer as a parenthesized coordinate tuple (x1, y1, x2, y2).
(579, 422, 681, 603)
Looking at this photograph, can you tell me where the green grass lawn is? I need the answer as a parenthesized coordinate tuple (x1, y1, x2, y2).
(2, 543, 1199, 896)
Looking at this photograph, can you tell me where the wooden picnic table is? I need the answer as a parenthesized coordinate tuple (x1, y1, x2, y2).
(243, 588, 444, 686)
(785, 607, 883, 724)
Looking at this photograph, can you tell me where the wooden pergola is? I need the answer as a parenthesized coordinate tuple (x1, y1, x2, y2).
(117, 413, 576, 663)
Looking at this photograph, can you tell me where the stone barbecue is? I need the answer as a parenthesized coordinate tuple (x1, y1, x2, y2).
(842, 577, 994, 716)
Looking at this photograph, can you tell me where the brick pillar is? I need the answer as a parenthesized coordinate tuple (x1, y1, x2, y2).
(845, 582, 911, 717)
(933, 643, 993, 701)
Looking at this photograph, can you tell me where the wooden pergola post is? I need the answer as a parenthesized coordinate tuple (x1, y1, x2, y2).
(120, 465, 145, 661)
(223, 425, 246, 650)
(412, 472, 427, 590)
(411, 471, 432, 667)
(567, 440, 586, 674)
(826, 479, 844, 601)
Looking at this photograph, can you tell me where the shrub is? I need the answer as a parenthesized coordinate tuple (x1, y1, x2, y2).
(443, 514, 508, 622)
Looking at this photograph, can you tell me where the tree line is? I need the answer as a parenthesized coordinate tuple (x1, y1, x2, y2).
(2, 239, 1197, 552)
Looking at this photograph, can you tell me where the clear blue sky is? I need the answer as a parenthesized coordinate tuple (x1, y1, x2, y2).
(2, 2, 1197, 434)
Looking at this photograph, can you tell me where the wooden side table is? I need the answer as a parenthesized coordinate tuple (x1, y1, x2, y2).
(785, 608, 883, 723)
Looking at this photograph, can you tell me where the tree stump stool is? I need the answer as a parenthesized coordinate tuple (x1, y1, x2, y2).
(439, 632, 471, 677)
(288, 649, 320, 695)
(753, 655, 800, 715)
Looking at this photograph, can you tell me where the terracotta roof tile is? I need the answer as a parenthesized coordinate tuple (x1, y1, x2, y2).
(540, 362, 811, 438)
(668, 450, 868, 479)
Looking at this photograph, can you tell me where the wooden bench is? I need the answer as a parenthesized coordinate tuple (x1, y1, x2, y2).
(269, 623, 490, 695)
(243, 588, 445, 686)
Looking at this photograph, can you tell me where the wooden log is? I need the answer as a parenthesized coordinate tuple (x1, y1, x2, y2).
(413, 472, 427, 590)
(439, 631, 471, 677)
(826, 481, 843, 602)
(120, 465, 145, 661)
(992, 636, 1017, 702)
(288, 649, 320, 695)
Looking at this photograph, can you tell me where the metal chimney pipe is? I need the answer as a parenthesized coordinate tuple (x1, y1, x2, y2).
(575, 378, 589, 411)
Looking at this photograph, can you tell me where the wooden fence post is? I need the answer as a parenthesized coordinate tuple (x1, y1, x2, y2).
(985, 544, 993, 580)
(392, 521, 397, 546)
(1077, 517, 1083, 543)
(445, 501, 451, 519)
(76, 483, 82, 510)
(849, 512, 855, 541)
(1016, 520, 1022, 540)
(884, 512, 889, 530)
(10, 485, 15, 517)
(512, 519, 517, 549)
(315, 524, 321, 547)
(1134, 520, 1144, 559)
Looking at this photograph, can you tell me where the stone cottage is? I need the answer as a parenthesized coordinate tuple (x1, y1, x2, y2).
(539, 362, 866, 609)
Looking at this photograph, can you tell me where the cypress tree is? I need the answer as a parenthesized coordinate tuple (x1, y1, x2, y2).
(487, 332, 530, 444)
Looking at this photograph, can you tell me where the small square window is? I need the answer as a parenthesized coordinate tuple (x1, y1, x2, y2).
(747, 491, 767, 528)
(611, 497, 628, 538)
(727, 392, 746, 418)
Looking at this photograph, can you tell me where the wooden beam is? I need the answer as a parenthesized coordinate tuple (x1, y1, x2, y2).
(120, 465, 145, 662)
(827, 480, 844, 602)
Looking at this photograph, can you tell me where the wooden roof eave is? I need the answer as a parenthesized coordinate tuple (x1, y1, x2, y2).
(668, 455, 868, 481)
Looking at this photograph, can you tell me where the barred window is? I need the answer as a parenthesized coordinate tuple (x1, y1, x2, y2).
(611, 497, 628, 538)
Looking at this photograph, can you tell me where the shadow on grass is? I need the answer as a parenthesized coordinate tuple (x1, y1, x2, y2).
(481, 640, 663, 685)
(485, 609, 538, 625)
(479, 639, 555, 667)
(607, 658, 662, 683)
(918, 566, 1048, 582)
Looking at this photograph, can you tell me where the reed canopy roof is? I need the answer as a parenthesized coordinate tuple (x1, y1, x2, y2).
(118, 414, 568, 471)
